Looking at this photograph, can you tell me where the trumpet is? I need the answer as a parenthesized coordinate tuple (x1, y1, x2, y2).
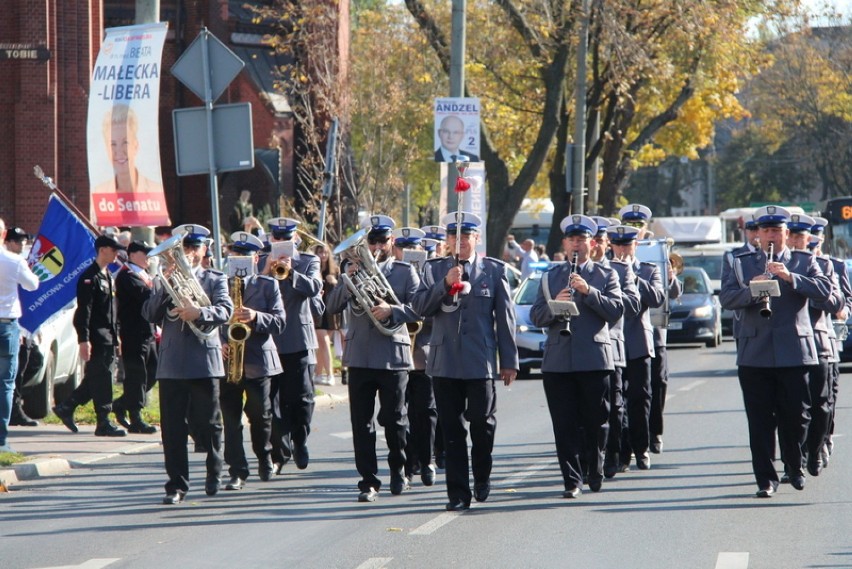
(559, 252, 580, 336)
(269, 229, 330, 280)
(226, 276, 252, 383)
(270, 260, 290, 280)
(759, 243, 774, 319)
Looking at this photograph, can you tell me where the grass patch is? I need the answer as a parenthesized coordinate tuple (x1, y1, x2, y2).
(0, 451, 28, 467)
(44, 382, 161, 426)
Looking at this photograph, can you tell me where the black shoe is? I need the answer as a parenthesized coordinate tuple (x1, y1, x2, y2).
(445, 498, 470, 511)
(435, 452, 446, 470)
(806, 455, 822, 477)
(603, 452, 619, 479)
(473, 481, 491, 503)
(293, 444, 309, 470)
(421, 464, 436, 487)
(756, 485, 776, 498)
(358, 487, 379, 502)
(636, 451, 651, 470)
(94, 421, 127, 437)
(10, 404, 38, 427)
(273, 462, 285, 475)
(224, 476, 244, 491)
(780, 473, 790, 484)
(790, 474, 806, 491)
(162, 491, 186, 505)
(588, 477, 603, 492)
(820, 444, 830, 469)
(563, 487, 582, 499)
(112, 400, 130, 429)
(650, 435, 663, 454)
(390, 473, 410, 495)
(52, 404, 78, 433)
(205, 479, 220, 496)
(258, 458, 274, 482)
(341, 369, 348, 385)
(128, 421, 158, 434)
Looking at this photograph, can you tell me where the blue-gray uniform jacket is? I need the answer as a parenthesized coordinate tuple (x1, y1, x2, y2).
(604, 259, 642, 368)
(529, 259, 623, 373)
(326, 258, 420, 370)
(811, 256, 845, 362)
(220, 275, 287, 379)
(720, 247, 831, 367)
(622, 261, 665, 360)
(142, 268, 234, 379)
(412, 254, 518, 379)
(724, 243, 755, 339)
(654, 273, 683, 348)
(271, 252, 322, 356)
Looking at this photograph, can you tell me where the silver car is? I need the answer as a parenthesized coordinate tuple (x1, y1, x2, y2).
(513, 264, 561, 378)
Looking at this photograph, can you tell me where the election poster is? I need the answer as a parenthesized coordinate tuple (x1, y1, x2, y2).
(433, 97, 481, 163)
(87, 22, 171, 226)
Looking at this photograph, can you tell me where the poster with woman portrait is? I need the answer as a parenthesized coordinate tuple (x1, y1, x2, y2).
(87, 22, 171, 226)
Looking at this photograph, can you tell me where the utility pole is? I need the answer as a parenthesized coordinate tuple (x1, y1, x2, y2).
(133, 0, 160, 246)
(447, 0, 466, 213)
(571, 0, 590, 216)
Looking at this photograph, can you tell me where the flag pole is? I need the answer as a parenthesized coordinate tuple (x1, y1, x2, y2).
(33, 165, 99, 236)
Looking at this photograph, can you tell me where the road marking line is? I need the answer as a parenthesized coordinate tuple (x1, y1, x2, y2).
(355, 558, 393, 569)
(34, 559, 121, 569)
(714, 552, 749, 569)
(330, 432, 353, 439)
(678, 380, 706, 392)
(497, 458, 554, 488)
(410, 512, 462, 535)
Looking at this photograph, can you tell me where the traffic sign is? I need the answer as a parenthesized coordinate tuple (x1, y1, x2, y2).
(172, 103, 255, 175)
(171, 28, 244, 103)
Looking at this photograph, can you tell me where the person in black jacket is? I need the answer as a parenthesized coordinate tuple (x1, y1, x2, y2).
(53, 233, 127, 437)
(112, 241, 158, 434)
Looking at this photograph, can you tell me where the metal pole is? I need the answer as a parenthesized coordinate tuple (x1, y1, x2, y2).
(447, 0, 466, 213)
(201, 28, 224, 269)
(587, 113, 600, 214)
(135, 0, 160, 24)
(403, 183, 411, 226)
(571, 0, 590, 215)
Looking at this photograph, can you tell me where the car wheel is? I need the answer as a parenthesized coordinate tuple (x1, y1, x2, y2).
(23, 349, 55, 419)
(706, 330, 722, 348)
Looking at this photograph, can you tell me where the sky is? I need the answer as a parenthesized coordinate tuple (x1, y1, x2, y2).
(800, 0, 852, 20)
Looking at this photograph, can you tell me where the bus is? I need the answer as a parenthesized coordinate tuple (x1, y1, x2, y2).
(823, 197, 852, 262)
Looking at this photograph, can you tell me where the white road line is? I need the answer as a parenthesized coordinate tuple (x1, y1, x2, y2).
(355, 558, 393, 569)
(678, 380, 706, 392)
(330, 432, 353, 439)
(714, 552, 749, 569)
(410, 512, 463, 535)
(498, 458, 554, 488)
(34, 559, 121, 569)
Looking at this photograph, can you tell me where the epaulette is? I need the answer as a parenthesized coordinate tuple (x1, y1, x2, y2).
(639, 260, 656, 266)
(791, 249, 813, 257)
(205, 269, 225, 276)
(735, 250, 757, 259)
(254, 274, 276, 282)
(392, 260, 412, 268)
(482, 256, 506, 268)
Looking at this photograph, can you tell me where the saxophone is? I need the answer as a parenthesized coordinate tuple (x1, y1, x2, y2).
(226, 276, 252, 383)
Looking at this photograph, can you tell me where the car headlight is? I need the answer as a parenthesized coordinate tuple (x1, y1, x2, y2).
(691, 305, 713, 318)
(518, 325, 530, 333)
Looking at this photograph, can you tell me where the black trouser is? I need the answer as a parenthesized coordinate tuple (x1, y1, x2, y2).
(271, 350, 315, 464)
(67, 345, 116, 418)
(805, 357, 831, 458)
(606, 367, 625, 454)
(220, 376, 272, 480)
(405, 369, 437, 476)
(433, 376, 496, 504)
(738, 365, 810, 490)
(115, 338, 158, 412)
(12, 341, 35, 407)
(650, 346, 668, 438)
(621, 356, 652, 458)
(828, 360, 839, 439)
(348, 367, 409, 492)
(159, 378, 223, 494)
(542, 371, 610, 490)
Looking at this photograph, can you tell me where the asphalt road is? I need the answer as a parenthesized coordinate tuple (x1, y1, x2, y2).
(1, 341, 849, 569)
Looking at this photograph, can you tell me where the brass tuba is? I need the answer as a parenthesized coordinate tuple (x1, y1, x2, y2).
(148, 233, 218, 339)
(226, 276, 251, 383)
(333, 229, 406, 337)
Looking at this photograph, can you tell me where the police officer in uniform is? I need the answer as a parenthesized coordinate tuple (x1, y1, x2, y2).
(412, 211, 518, 511)
(589, 217, 641, 479)
(608, 223, 664, 471)
(142, 224, 234, 504)
(112, 241, 158, 434)
(530, 215, 623, 497)
(53, 233, 127, 437)
(265, 218, 323, 473)
(220, 232, 286, 491)
(326, 215, 421, 502)
(720, 206, 831, 497)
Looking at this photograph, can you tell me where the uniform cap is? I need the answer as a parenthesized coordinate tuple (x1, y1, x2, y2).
(618, 203, 653, 224)
(787, 213, 815, 234)
(420, 225, 448, 242)
(126, 240, 153, 255)
(392, 227, 426, 248)
(4, 227, 30, 242)
(268, 217, 300, 239)
(360, 214, 396, 237)
(753, 205, 791, 228)
(559, 214, 598, 237)
(173, 224, 211, 246)
(229, 231, 265, 254)
(441, 211, 481, 234)
(810, 216, 828, 235)
(607, 225, 641, 245)
(590, 216, 614, 236)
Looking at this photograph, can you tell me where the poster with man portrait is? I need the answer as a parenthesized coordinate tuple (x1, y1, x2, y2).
(87, 22, 171, 226)
(433, 97, 481, 163)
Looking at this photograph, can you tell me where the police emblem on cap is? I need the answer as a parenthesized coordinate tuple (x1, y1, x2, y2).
(617, 227, 626, 235)
(767, 206, 776, 215)
(633, 205, 640, 213)
(371, 216, 380, 226)
(402, 228, 411, 237)
(186, 225, 195, 234)
(239, 232, 249, 242)
(572, 215, 581, 224)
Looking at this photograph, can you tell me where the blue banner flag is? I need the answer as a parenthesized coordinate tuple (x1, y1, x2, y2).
(19, 195, 97, 334)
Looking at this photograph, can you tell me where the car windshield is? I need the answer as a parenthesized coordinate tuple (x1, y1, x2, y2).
(681, 255, 723, 281)
(515, 277, 542, 306)
(679, 271, 708, 294)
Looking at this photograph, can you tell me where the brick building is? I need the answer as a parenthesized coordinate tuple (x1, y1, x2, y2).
(0, 0, 348, 235)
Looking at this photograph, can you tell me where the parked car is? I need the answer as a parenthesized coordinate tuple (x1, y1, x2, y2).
(676, 244, 734, 335)
(20, 304, 82, 419)
(513, 271, 546, 378)
(666, 267, 723, 348)
(505, 263, 522, 294)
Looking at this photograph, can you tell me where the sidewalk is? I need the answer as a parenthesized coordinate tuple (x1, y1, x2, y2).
(0, 381, 349, 488)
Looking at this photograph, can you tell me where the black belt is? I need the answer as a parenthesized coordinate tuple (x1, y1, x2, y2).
(0, 318, 18, 323)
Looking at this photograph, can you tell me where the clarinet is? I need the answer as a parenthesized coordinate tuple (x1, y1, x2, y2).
(759, 243, 774, 319)
(559, 252, 580, 336)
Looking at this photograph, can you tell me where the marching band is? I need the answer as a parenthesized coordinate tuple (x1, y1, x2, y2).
(47, 201, 847, 506)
